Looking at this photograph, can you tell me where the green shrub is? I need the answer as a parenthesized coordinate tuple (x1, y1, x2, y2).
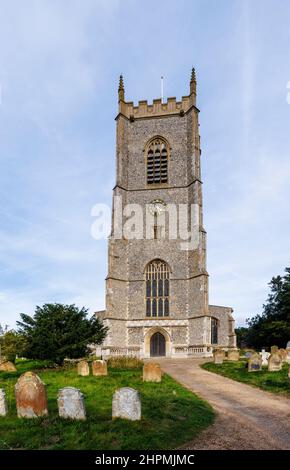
(17, 303, 108, 364)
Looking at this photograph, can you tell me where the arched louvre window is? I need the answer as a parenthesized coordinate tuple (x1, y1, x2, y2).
(145, 260, 170, 317)
(147, 138, 168, 184)
(211, 318, 218, 344)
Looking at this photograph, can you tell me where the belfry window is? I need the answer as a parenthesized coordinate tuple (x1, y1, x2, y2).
(211, 318, 218, 344)
(147, 138, 168, 184)
(145, 260, 170, 317)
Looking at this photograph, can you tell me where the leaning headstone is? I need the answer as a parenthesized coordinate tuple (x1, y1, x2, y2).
(143, 362, 162, 382)
(92, 360, 108, 376)
(278, 348, 287, 363)
(248, 353, 262, 372)
(77, 360, 90, 376)
(112, 387, 141, 421)
(0, 389, 8, 416)
(227, 350, 240, 361)
(244, 350, 254, 358)
(268, 352, 282, 372)
(271, 345, 279, 354)
(0, 361, 17, 372)
(213, 350, 224, 364)
(57, 387, 86, 421)
(260, 349, 270, 366)
(15, 372, 48, 418)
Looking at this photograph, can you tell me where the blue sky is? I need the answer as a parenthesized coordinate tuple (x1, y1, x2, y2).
(0, 0, 290, 328)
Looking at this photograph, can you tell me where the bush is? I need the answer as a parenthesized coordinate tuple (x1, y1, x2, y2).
(107, 356, 143, 369)
(0, 330, 27, 363)
(17, 303, 108, 364)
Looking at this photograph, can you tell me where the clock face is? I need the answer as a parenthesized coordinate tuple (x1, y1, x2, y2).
(148, 199, 166, 215)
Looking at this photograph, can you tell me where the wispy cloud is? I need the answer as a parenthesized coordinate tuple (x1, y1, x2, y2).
(0, 0, 290, 328)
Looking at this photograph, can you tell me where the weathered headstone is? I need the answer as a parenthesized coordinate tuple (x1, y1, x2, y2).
(278, 348, 287, 363)
(0, 361, 17, 372)
(268, 352, 282, 372)
(92, 360, 108, 376)
(248, 353, 262, 372)
(0, 389, 8, 416)
(271, 345, 279, 354)
(15, 372, 48, 418)
(213, 350, 224, 364)
(260, 349, 270, 366)
(77, 360, 90, 376)
(143, 362, 162, 382)
(227, 350, 239, 361)
(57, 387, 86, 420)
(112, 387, 141, 421)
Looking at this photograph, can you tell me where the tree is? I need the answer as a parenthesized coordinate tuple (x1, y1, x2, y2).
(246, 267, 290, 349)
(17, 303, 108, 364)
(235, 326, 249, 349)
(0, 329, 27, 363)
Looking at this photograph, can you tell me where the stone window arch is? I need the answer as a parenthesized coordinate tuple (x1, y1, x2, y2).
(145, 259, 170, 317)
(211, 317, 218, 344)
(146, 137, 169, 184)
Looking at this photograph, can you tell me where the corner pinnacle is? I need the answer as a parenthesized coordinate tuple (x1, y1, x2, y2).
(118, 74, 125, 101)
(190, 67, 196, 83)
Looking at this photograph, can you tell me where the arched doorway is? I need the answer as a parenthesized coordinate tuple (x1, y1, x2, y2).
(150, 332, 166, 357)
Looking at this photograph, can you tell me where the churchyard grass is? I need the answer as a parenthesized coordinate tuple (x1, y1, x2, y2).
(0, 359, 214, 450)
(202, 361, 290, 396)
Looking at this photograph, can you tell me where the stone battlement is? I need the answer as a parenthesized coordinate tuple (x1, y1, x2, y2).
(117, 70, 197, 120)
(118, 95, 197, 120)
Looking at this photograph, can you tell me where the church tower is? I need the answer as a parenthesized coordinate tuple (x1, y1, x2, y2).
(96, 70, 236, 358)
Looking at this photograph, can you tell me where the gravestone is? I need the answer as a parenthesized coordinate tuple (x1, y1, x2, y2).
(286, 341, 290, 349)
(227, 350, 240, 361)
(143, 362, 162, 382)
(112, 387, 141, 421)
(271, 345, 279, 354)
(57, 387, 86, 420)
(92, 360, 108, 376)
(15, 372, 48, 418)
(287, 350, 290, 365)
(213, 350, 224, 364)
(288, 367, 290, 379)
(268, 353, 282, 372)
(278, 348, 287, 363)
(0, 389, 8, 416)
(244, 350, 253, 358)
(248, 353, 262, 372)
(260, 349, 270, 366)
(0, 361, 17, 372)
(77, 360, 90, 376)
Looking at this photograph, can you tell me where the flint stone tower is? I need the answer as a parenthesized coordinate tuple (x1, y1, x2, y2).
(96, 70, 236, 358)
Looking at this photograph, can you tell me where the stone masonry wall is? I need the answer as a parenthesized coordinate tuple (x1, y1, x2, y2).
(98, 77, 236, 355)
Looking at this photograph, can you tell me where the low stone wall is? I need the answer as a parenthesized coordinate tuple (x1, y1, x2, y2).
(98, 345, 214, 358)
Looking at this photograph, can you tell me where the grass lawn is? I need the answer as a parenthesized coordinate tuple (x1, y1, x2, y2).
(0, 359, 214, 450)
(202, 360, 290, 397)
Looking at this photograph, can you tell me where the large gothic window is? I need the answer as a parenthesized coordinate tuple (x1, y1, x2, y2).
(211, 318, 218, 344)
(146, 138, 168, 184)
(145, 260, 170, 317)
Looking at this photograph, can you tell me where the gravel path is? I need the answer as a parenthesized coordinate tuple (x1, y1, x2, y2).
(159, 358, 290, 450)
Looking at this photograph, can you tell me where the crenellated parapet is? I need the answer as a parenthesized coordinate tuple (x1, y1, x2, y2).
(117, 68, 198, 120)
